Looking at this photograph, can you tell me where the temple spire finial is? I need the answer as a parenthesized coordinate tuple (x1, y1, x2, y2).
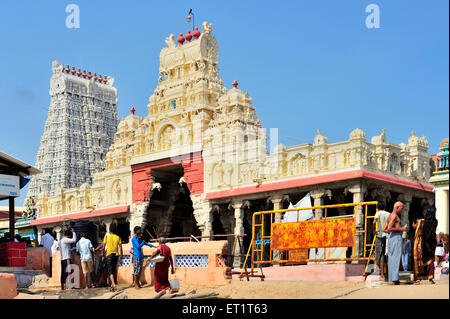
(177, 33, 185, 45)
(232, 80, 238, 88)
(185, 30, 192, 42)
(193, 26, 200, 40)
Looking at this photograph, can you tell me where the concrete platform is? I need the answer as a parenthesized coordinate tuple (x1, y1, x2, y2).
(233, 264, 365, 282)
(370, 268, 444, 282)
(0, 268, 44, 288)
(0, 273, 17, 299)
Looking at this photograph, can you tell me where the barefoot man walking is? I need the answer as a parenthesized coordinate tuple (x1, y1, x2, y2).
(383, 201, 408, 285)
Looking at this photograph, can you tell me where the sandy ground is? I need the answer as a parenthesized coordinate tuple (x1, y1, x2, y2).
(338, 280, 449, 299)
(15, 277, 448, 299)
(124, 280, 366, 299)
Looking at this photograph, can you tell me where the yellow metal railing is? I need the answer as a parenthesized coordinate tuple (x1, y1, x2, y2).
(240, 201, 378, 280)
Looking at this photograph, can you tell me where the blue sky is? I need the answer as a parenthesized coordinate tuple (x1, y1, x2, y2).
(0, 0, 448, 206)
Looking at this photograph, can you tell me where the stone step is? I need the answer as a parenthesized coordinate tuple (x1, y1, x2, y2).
(0, 266, 27, 272)
(0, 269, 41, 274)
(399, 268, 444, 281)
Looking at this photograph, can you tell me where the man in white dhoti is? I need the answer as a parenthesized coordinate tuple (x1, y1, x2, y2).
(384, 201, 408, 285)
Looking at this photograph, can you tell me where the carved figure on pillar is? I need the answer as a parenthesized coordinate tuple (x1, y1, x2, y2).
(191, 194, 213, 240)
(397, 194, 413, 234)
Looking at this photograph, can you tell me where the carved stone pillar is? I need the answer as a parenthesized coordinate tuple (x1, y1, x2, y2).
(54, 226, 62, 241)
(345, 182, 367, 258)
(103, 218, 113, 234)
(191, 194, 213, 240)
(37, 227, 44, 244)
(199, 220, 213, 240)
(232, 201, 245, 269)
(370, 188, 391, 207)
(270, 195, 289, 222)
(345, 183, 367, 226)
(397, 194, 412, 237)
(269, 195, 289, 265)
(196, 204, 213, 238)
(310, 189, 331, 219)
(129, 202, 149, 237)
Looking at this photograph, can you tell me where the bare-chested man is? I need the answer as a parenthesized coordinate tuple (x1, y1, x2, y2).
(383, 201, 408, 285)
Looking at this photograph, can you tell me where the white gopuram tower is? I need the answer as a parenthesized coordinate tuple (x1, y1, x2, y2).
(27, 61, 119, 198)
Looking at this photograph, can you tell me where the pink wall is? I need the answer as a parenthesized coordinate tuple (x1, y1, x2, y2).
(235, 264, 365, 282)
(26, 247, 50, 276)
(48, 240, 230, 288)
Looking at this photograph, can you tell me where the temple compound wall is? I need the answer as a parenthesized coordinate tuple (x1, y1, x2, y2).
(31, 22, 435, 270)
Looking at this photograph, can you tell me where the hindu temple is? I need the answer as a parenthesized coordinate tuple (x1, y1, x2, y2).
(30, 21, 436, 269)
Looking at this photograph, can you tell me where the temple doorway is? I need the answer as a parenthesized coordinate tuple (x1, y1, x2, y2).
(212, 210, 227, 236)
(143, 164, 200, 241)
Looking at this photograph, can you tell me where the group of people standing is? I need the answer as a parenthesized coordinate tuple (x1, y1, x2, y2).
(373, 201, 447, 285)
(59, 224, 124, 291)
(39, 223, 175, 293)
(42, 227, 99, 290)
(38, 224, 125, 291)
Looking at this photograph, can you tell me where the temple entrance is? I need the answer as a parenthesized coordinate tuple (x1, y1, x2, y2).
(116, 218, 131, 244)
(212, 211, 227, 236)
(143, 164, 200, 241)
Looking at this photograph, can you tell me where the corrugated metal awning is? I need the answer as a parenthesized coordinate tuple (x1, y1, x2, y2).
(0, 151, 41, 176)
(30, 205, 130, 226)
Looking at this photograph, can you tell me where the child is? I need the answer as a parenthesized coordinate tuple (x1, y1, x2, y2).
(401, 236, 411, 271)
(435, 233, 446, 267)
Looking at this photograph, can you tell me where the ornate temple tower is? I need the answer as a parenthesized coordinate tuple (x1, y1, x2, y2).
(144, 22, 226, 155)
(27, 61, 119, 198)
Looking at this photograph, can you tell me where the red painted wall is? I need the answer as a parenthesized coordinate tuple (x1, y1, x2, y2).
(132, 152, 204, 203)
(0, 242, 27, 267)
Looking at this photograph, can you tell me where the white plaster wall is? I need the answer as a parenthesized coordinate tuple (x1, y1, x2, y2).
(435, 188, 449, 234)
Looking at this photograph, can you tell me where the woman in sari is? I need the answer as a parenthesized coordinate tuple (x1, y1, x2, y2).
(412, 208, 438, 284)
(150, 237, 175, 292)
